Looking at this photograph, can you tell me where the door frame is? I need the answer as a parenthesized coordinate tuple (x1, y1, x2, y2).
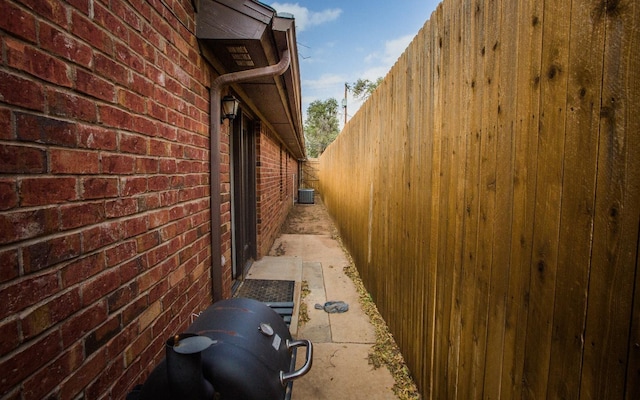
(230, 109, 257, 283)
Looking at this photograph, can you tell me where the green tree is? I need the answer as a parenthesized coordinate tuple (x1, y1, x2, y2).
(349, 77, 383, 100)
(304, 98, 340, 158)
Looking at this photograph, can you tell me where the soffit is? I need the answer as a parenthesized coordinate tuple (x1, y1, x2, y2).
(196, 0, 305, 159)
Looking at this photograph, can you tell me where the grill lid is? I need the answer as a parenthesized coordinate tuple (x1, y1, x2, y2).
(128, 298, 312, 400)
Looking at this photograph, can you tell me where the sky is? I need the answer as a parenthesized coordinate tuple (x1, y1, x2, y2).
(266, 1, 442, 128)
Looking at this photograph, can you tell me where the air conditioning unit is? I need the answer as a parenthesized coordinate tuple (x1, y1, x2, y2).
(297, 189, 314, 204)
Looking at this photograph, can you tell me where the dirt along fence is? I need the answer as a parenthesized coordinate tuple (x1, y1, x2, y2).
(318, 0, 639, 398)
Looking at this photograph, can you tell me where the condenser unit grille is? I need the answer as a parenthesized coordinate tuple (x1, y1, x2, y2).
(298, 189, 314, 204)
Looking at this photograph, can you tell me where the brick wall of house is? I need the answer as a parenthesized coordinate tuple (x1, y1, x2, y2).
(255, 122, 298, 258)
(219, 117, 232, 298)
(0, 0, 218, 398)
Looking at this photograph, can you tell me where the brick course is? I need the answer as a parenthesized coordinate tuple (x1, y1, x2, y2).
(0, 0, 213, 397)
(0, 0, 300, 397)
(255, 123, 298, 257)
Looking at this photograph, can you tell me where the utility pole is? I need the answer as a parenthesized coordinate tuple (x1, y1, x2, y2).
(343, 83, 348, 125)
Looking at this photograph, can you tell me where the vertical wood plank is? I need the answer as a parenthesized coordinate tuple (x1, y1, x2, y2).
(435, 0, 460, 395)
(581, 0, 640, 396)
(470, 0, 501, 396)
(546, 0, 605, 397)
(419, 15, 438, 396)
(521, 0, 571, 396)
(407, 44, 419, 365)
(484, 0, 516, 396)
(624, 3, 640, 398)
(427, 4, 444, 396)
(456, 0, 484, 397)
(628, 234, 640, 400)
(412, 25, 429, 391)
(499, 0, 543, 397)
(402, 30, 416, 381)
(446, 0, 471, 397)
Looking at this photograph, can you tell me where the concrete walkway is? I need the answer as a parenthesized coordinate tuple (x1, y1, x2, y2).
(245, 201, 398, 399)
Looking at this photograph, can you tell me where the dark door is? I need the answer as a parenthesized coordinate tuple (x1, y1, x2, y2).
(231, 111, 257, 281)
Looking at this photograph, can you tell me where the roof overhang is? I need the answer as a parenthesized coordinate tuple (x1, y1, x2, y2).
(195, 0, 305, 160)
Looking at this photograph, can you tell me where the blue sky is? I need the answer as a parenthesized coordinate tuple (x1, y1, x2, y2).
(267, 1, 441, 127)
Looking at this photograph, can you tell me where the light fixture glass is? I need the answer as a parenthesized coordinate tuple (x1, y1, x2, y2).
(221, 95, 240, 120)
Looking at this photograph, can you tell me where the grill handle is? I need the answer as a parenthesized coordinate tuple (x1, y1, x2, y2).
(280, 339, 313, 385)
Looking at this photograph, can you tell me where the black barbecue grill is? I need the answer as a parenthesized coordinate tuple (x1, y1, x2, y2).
(128, 297, 313, 400)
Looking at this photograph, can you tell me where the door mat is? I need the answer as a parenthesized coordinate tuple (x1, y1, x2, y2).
(235, 279, 295, 303)
(235, 279, 295, 326)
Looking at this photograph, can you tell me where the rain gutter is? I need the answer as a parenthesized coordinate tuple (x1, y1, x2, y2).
(210, 49, 291, 302)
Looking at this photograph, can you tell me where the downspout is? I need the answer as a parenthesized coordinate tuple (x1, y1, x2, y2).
(210, 50, 291, 302)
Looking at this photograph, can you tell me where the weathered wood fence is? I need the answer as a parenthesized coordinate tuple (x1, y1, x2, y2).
(318, 0, 639, 398)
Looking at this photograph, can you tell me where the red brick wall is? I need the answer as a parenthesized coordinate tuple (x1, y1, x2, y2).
(255, 123, 298, 257)
(0, 0, 215, 398)
(219, 118, 232, 298)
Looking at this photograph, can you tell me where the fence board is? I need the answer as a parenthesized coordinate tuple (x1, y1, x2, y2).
(471, 0, 503, 396)
(484, 0, 516, 397)
(581, 0, 640, 396)
(624, 4, 640, 398)
(455, 0, 486, 397)
(499, 0, 543, 397)
(629, 238, 640, 400)
(436, 0, 459, 396)
(404, 25, 426, 381)
(546, 0, 605, 397)
(521, 0, 572, 397)
(416, 26, 430, 384)
(445, 0, 469, 397)
(317, 0, 640, 397)
(418, 15, 437, 395)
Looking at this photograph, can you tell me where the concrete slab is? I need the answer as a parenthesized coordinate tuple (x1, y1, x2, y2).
(247, 202, 398, 399)
(246, 256, 303, 282)
(322, 265, 376, 344)
(271, 234, 346, 265)
(293, 343, 397, 400)
(302, 261, 325, 291)
(269, 234, 377, 344)
(299, 262, 331, 343)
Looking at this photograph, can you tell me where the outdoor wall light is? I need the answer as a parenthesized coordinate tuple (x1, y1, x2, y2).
(221, 95, 240, 121)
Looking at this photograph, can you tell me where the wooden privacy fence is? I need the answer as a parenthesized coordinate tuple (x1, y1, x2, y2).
(302, 158, 320, 190)
(318, 0, 639, 398)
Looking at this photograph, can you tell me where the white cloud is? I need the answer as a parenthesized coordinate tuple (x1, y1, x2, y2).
(365, 34, 415, 66)
(300, 73, 348, 124)
(385, 34, 415, 62)
(358, 66, 392, 82)
(270, 3, 342, 32)
(303, 73, 347, 90)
